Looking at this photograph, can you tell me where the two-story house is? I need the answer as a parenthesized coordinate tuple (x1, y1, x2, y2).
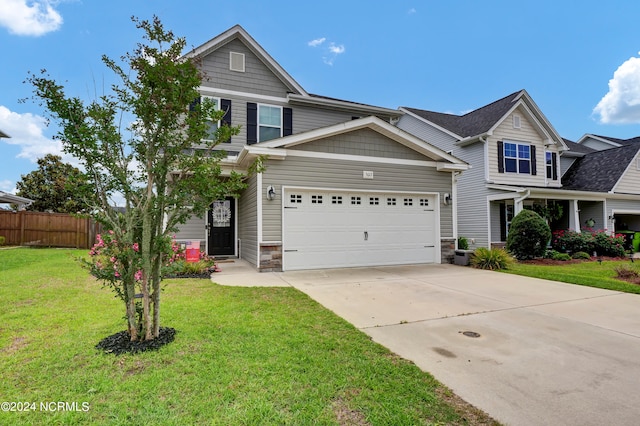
(397, 90, 624, 250)
(174, 25, 468, 271)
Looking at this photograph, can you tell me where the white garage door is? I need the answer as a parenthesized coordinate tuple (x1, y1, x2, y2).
(283, 188, 438, 271)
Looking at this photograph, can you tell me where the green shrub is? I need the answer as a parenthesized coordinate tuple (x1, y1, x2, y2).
(506, 210, 551, 260)
(552, 229, 626, 257)
(592, 231, 626, 257)
(0, 236, 5, 246)
(470, 247, 514, 270)
(163, 259, 216, 276)
(544, 249, 559, 259)
(572, 251, 591, 260)
(458, 236, 469, 250)
(552, 252, 571, 261)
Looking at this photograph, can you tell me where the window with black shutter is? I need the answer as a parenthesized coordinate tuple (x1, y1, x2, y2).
(220, 99, 232, 143)
(246, 102, 258, 145)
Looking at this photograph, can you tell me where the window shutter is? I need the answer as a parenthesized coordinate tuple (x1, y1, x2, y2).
(497, 141, 504, 173)
(247, 102, 257, 145)
(189, 96, 201, 112)
(221, 99, 232, 126)
(530, 145, 537, 175)
(221, 99, 232, 143)
(551, 152, 558, 180)
(283, 107, 293, 136)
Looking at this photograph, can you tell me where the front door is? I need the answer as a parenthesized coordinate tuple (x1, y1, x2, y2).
(208, 198, 235, 256)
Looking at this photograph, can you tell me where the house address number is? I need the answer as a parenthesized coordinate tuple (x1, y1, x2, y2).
(363, 171, 374, 179)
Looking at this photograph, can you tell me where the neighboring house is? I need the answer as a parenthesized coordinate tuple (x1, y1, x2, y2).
(0, 131, 33, 210)
(0, 191, 33, 210)
(397, 90, 623, 250)
(174, 25, 468, 271)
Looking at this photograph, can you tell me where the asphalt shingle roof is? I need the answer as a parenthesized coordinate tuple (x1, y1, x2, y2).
(562, 138, 596, 155)
(403, 91, 522, 138)
(561, 143, 640, 192)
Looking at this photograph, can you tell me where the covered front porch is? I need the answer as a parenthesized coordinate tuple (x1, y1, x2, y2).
(487, 185, 611, 247)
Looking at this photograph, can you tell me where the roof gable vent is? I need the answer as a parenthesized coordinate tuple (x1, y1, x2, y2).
(513, 115, 521, 129)
(229, 52, 245, 72)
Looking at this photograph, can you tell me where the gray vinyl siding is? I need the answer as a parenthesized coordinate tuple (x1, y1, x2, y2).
(174, 213, 206, 242)
(261, 156, 453, 241)
(200, 38, 293, 98)
(238, 173, 258, 266)
(397, 114, 491, 248)
(578, 200, 605, 230)
(456, 143, 491, 248)
(294, 128, 427, 161)
(293, 104, 362, 133)
(396, 115, 459, 152)
(199, 95, 391, 158)
(560, 156, 577, 177)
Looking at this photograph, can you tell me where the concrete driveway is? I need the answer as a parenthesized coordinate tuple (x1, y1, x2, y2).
(212, 261, 640, 425)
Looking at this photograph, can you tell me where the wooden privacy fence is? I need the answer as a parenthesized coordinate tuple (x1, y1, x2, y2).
(0, 210, 101, 249)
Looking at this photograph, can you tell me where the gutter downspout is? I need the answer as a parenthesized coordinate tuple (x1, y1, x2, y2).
(452, 171, 460, 248)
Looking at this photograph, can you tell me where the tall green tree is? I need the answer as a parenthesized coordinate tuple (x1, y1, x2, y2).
(27, 16, 257, 342)
(16, 154, 93, 213)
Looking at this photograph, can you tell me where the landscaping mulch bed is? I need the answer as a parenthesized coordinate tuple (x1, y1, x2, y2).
(520, 256, 640, 285)
(96, 327, 177, 355)
(164, 272, 214, 279)
(520, 256, 625, 266)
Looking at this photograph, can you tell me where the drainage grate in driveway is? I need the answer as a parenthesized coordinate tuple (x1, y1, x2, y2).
(461, 331, 481, 338)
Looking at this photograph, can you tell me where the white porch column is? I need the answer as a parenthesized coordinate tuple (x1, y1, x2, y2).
(514, 190, 530, 215)
(568, 199, 580, 231)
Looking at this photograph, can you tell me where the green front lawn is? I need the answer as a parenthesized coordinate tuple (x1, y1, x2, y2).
(502, 259, 640, 294)
(0, 248, 496, 425)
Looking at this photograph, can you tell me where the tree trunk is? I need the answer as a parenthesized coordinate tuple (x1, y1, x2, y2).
(141, 204, 154, 341)
(125, 285, 138, 341)
(151, 255, 161, 338)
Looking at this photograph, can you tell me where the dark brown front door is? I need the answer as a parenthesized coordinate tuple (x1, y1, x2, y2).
(208, 198, 235, 256)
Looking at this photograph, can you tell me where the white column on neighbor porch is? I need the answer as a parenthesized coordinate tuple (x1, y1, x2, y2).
(568, 199, 580, 231)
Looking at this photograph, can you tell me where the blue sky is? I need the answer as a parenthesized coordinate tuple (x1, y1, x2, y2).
(2, 0, 640, 194)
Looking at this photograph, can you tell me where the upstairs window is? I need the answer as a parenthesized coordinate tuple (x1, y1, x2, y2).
(546, 151, 558, 180)
(498, 141, 536, 175)
(246, 103, 293, 144)
(259, 105, 282, 142)
(192, 96, 232, 143)
(201, 96, 220, 141)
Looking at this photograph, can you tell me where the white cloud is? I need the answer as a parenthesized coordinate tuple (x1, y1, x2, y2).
(323, 43, 345, 65)
(593, 53, 640, 124)
(0, 0, 63, 36)
(307, 37, 326, 47)
(408, 8, 417, 14)
(0, 105, 65, 162)
(328, 43, 345, 55)
(308, 36, 345, 66)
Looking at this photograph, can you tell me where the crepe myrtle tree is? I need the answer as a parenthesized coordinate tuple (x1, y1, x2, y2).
(27, 16, 262, 342)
